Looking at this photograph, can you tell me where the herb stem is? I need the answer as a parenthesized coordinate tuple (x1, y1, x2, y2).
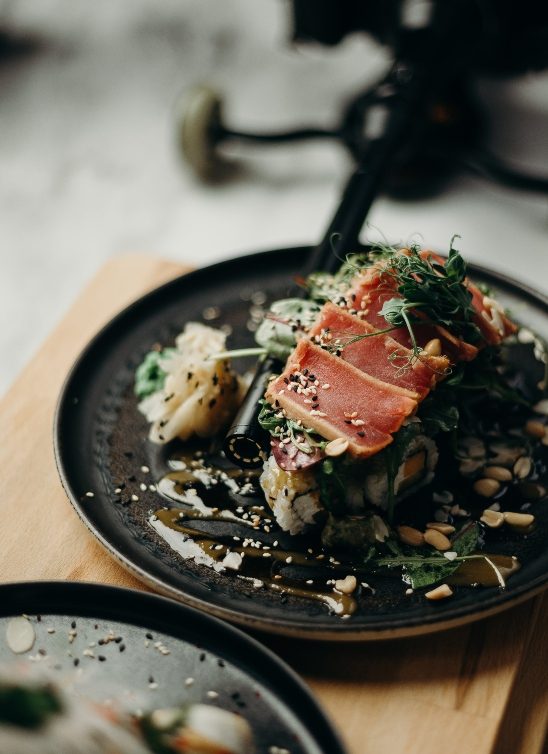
(208, 347, 267, 361)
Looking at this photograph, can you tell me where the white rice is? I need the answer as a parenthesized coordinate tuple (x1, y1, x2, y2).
(259, 455, 322, 535)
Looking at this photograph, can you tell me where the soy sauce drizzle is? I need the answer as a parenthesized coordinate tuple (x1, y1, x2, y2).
(152, 508, 357, 616)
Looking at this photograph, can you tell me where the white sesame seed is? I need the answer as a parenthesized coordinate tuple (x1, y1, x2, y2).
(85, 491, 94, 498)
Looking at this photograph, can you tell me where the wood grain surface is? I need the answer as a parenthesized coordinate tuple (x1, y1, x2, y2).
(1, 255, 546, 754)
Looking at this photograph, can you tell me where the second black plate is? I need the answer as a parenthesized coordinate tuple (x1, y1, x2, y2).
(0, 581, 344, 754)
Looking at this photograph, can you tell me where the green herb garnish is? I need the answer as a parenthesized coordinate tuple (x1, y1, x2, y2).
(0, 683, 63, 729)
(258, 399, 326, 454)
(376, 522, 481, 589)
(377, 238, 480, 344)
(135, 348, 176, 399)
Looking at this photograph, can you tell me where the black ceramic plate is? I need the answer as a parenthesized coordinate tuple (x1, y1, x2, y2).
(0, 581, 344, 754)
(54, 246, 548, 639)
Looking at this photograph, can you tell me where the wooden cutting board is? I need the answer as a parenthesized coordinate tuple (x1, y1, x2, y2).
(0, 255, 546, 754)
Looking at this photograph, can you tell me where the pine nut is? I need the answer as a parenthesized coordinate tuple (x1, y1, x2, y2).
(397, 525, 425, 547)
(460, 437, 485, 459)
(524, 420, 546, 439)
(334, 575, 357, 594)
(473, 478, 501, 498)
(424, 528, 451, 551)
(488, 445, 524, 466)
(533, 399, 548, 415)
(459, 459, 484, 476)
(324, 437, 349, 457)
(425, 584, 453, 600)
(424, 338, 442, 356)
(513, 456, 532, 479)
(480, 508, 505, 528)
(484, 466, 512, 482)
(426, 522, 456, 535)
(503, 511, 535, 530)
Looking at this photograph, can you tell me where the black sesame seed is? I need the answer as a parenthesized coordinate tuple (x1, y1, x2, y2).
(71, 621, 76, 629)
(73, 658, 80, 666)
(98, 655, 106, 662)
(119, 644, 126, 652)
(145, 632, 153, 640)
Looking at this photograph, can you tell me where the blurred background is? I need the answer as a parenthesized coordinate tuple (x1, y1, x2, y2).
(1, 0, 547, 395)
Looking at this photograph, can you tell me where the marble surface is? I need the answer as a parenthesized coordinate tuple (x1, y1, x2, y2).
(1, 0, 547, 395)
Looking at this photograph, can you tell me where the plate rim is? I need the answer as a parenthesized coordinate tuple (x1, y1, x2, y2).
(53, 245, 548, 640)
(0, 579, 347, 754)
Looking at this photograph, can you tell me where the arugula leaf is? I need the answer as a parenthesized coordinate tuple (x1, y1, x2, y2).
(404, 523, 478, 588)
(377, 522, 480, 589)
